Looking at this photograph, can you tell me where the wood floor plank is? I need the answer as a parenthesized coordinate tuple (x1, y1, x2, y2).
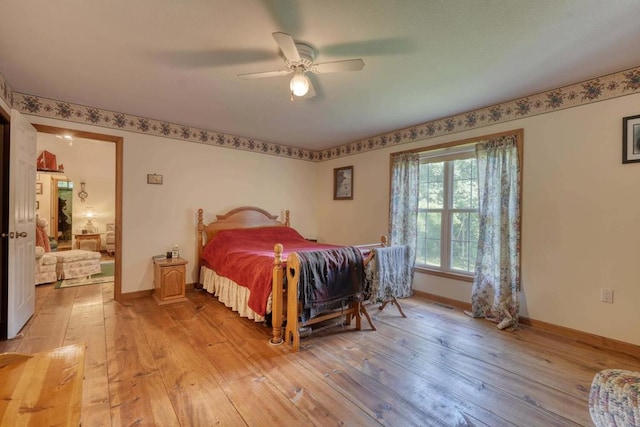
(222, 374, 315, 426)
(136, 318, 248, 425)
(345, 316, 593, 425)
(329, 330, 583, 426)
(250, 352, 383, 426)
(178, 316, 258, 383)
(14, 286, 77, 354)
(0, 283, 58, 353)
(381, 302, 600, 401)
(205, 315, 385, 426)
(295, 334, 451, 427)
(62, 284, 111, 427)
(105, 301, 180, 426)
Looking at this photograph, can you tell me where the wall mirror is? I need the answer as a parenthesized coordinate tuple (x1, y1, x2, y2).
(51, 177, 73, 249)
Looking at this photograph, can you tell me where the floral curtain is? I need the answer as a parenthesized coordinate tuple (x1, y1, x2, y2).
(470, 135, 521, 329)
(389, 152, 419, 290)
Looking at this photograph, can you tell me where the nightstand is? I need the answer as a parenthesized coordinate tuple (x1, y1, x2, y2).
(75, 233, 101, 251)
(153, 257, 188, 305)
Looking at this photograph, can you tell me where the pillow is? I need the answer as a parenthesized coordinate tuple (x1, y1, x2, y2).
(35, 224, 51, 252)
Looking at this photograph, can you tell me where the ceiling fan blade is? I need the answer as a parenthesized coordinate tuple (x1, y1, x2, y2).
(312, 59, 365, 74)
(272, 32, 301, 62)
(238, 69, 292, 80)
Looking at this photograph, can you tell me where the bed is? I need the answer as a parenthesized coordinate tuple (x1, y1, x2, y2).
(197, 206, 333, 344)
(196, 206, 382, 346)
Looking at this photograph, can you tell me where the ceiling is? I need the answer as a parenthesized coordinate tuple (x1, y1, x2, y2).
(1, 1, 640, 151)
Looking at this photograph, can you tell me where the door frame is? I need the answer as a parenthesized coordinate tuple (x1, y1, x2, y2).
(33, 124, 124, 302)
(0, 108, 9, 340)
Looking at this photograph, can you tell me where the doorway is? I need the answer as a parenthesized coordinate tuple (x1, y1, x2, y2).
(33, 124, 123, 302)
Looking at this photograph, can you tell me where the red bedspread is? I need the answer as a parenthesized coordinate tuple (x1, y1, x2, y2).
(201, 226, 339, 316)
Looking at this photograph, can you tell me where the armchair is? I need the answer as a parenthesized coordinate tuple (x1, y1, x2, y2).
(35, 246, 57, 285)
(35, 217, 57, 284)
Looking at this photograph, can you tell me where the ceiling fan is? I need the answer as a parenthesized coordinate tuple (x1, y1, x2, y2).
(238, 32, 365, 99)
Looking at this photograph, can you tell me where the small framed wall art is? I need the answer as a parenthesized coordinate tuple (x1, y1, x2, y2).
(147, 173, 163, 185)
(333, 166, 353, 200)
(622, 114, 640, 164)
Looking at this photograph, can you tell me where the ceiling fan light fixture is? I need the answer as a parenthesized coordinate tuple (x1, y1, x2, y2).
(290, 69, 309, 97)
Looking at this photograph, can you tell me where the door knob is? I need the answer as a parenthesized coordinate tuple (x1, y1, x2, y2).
(16, 232, 28, 238)
(1, 232, 15, 238)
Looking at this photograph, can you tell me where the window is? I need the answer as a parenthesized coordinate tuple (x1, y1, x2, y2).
(390, 129, 521, 291)
(416, 149, 479, 276)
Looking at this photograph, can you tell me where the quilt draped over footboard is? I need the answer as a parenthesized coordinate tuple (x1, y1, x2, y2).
(296, 247, 364, 322)
(366, 245, 413, 301)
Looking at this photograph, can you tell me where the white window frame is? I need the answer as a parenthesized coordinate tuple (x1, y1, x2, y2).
(416, 145, 478, 279)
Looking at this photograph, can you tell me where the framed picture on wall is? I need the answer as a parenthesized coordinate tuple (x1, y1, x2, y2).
(35, 182, 43, 194)
(147, 173, 163, 184)
(333, 166, 353, 200)
(622, 114, 640, 163)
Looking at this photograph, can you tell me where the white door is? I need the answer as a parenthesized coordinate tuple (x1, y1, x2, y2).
(7, 110, 36, 338)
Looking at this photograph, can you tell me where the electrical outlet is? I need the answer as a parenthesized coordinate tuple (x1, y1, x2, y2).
(600, 288, 614, 303)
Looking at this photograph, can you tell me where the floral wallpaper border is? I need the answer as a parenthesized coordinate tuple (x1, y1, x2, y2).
(319, 65, 640, 160)
(2, 66, 640, 162)
(0, 71, 14, 110)
(11, 92, 317, 161)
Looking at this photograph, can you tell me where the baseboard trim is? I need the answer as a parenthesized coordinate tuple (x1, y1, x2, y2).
(412, 290, 640, 359)
(120, 283, 196, 301)
(413, 290, 472, 311)
(120, 290, 152, 300)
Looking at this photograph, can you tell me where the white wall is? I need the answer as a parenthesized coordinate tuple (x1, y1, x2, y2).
(317, 93, 640, 346)
(25, 116, 318, 294)
(36, 134, 116, 249)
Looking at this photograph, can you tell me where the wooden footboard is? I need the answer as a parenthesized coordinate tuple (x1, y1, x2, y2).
(283, 247, 381, 352)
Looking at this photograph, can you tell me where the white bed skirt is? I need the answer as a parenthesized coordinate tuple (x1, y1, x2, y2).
(199, 266, 272, 322)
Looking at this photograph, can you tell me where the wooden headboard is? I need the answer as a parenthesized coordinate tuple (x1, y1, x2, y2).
(197, 206, 290, 265)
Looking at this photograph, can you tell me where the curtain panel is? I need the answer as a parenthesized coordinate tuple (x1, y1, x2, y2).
(389, 152, 419, 296)
(470, 135, 521, 329)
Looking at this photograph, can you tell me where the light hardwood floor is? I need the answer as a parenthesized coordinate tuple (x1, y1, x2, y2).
(2, 282, 639, 426)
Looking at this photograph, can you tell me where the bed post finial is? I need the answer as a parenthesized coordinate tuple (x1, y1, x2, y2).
(381, 235, 388, 247)
(274, 243, 283, 264)
(285, 210, 290, 227)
